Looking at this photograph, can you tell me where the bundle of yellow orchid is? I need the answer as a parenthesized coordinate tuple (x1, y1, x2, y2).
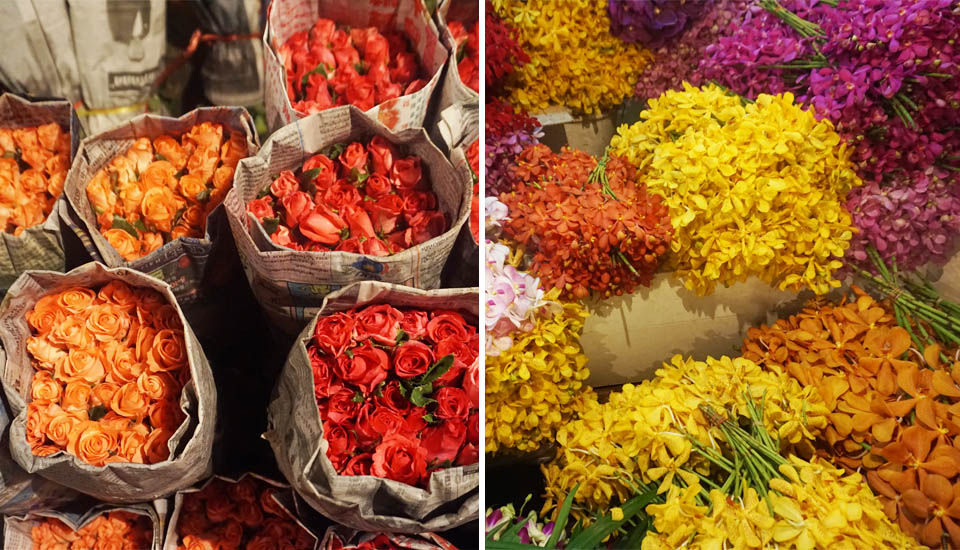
(491, 0, 652, 114)
(610, 83, 861, 296)
(540, 354, 828, 519)
(485, 289, 595, 454)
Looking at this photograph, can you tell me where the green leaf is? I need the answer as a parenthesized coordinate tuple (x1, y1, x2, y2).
(456, 43, 467, 63)
(132, 219, 147, 233)
(357, 171, 370, 184)
(111, 215, 141, 238)
(419, 354, 454, 387)
(154, 153, 168, 162)
(395, 329, 409, 346)
(351, 392, 364, 403)
(546, 483, 579, 548)
(345, 349, 354, 359)
(300, 63, 329, 87)
(94, 206, 104, 215)
(397, 382, 409, 398)
(261, 217, 280, 236)
(323, 143, 346, 160)
(422, 413, 437, 423)
(567, 486, 658, 549)
(339, 227, 350, 240)
(171, 206, 186, 228)
(300, 167, 321, 187)
(354, 61, 368, 75)
(256, 186, 271, 199)
(88, 405, 108, 421)
(195, 188, 211, 202)
(409, 385, 436, 407)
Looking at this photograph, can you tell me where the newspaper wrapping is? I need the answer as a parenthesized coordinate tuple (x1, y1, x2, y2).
(0, 263, 217, 502)
(265, 281, 479, 533)
(443, 144, 477, 288)
(0, 94, 81, 294)
(0, 0, 166, 135)
(320, 525, 459, 550)
(4, 502, 164, 550)
(59, 107, 260, 305)
(434, 0, 478, 115)
(224, 107, 471, 336)
(263, 0, 447, 133)
(162, 473, 319, 550)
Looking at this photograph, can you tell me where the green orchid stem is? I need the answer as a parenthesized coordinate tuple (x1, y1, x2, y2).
(615, 250, 640, 276)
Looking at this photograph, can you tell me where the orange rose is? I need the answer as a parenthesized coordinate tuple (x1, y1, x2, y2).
(27, 294, 66, 334)
(25, 402, 53, 448)
(48, 315, 93, 349)
(86, 171, 119, 215)
(178, 174, 207, 204)
(32, 444, 61, 457)
(147, 329, 188, 373)
(182, 204, 206, 229)
(26, 335, 67, 371)
(47, 171, 66, 198)
(56, 348, 106, 384)
(170, 224, 202, 240)
(118, 422, 149, 463)
(181, 534, 218, 550)
(44, 153, 67, 177)
(140, 186, 179, 233)
(85, 304, 131, 342)
(0, 129, 13, 154)
(187, 147, 220, 184)
(213, 165, 235, 191)
(137, 371, 180, 401)
(125, 137, 155, 174)
(141, 160, 178, 191)
(21, 144, 52, 172)
(36, 122, 62, 151)
(46, 408, 86, 447)
(152, 305, 182, 331)
(143, 427, 172, 463)
(31, 370, 62, 403)
(57, 287, 96, 314)
(154, 135, 187, 171)
(118, 177, 147, 215)
(141, 231, 164, 255)
(20, 168, 47, 194)
(185, 122, 224, 152)
(98, 411, 132, 434)
(103, 340, 144, 384)
(104, 228, 142, 262)
(91, 382, 120, 407)
(110, 382, 149, 418)
(219, 131, 248, 168)
(108, 156, 136, 186)
(148, 399, 185, 431)
(98, 280, 139, 312)
(67, 421, 119, 466)
(61, 381, 92, 413)
(135, 325, 157, 362)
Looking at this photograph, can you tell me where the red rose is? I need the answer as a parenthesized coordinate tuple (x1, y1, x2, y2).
(390, 52, 418, 85)
(270, 170, 301, 199)
(329, 65, 359, 98)
(303, 154, 338, 190)
(235, 501, 264, 527)
(299, 203, 346, 244)
(361, 237, 392, 257)
(207, 491, 236, 523)
(404, 79, 428, 95)
(393, 341, 434, 379)
(305, 72, 333, 109)
(371, 434, 427, 486)
(400, 310, 429, 340)
(308, 43, 337, 71)
(364, 34, 390, 66)
(388, 228, 414, 250)
(407, 210, 447, 245)
(364, 174, 392, 199)
(310, 19, 336, 45)
(342, 453, 373, 476)
(370, 194, 404, 234)
(247, 196, 275, 221)
(342, 204, 376, 239)
(339, 142, 369, 176)
(459, 58, 479, 91)
(333, 46, 360, 68)
(467, 411, 479, 444)
(271, 225, 295, 248)
(456, 443, 478, 466)
(353, 402, 380, 448)
(311, 352, 336, 399)
(349, 27, 374, 51)
(367, 136, 395, 175)
(376, 81, 403, 105)
(400, 407, 428, 437)
(434, 362, 464, 388)
(421, 420, 466, 463)
(335, 344, 389, 393)
(313, 312, 355, 355)
(347, 75, 376, 112)
(327, 387, 361, 425)
(321, 182, 362, 211)
(330, 29, 351, 50)
(377, 382, 411, 413)
(435, 336, 469, 369)
(335, 236, 365, 254)
(368, 63, 391, 88)
(390, 157, 422, 190)
(427, 311, 470, 344)
(355, 304, 403, 345)
(323, 421, 355, 468)
(462, 361, 479, 409)
(281, 190, 314, 229)
(369, 407, 404, 439)
(400, 190, 437, 215)
(435, 387, 471, 421)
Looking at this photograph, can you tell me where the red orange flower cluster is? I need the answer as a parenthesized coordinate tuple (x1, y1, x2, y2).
(24, 282, 189, 466)
(743, 289, 960, 548)
(32, 511, 152, 550)
(501, 145, 673, 299)
(278, 18, 426, 115)
(175, 477, 313, 550)
(86, 122, 248, 261)
(0, 123, 69, 235)
(310, 305, 479, 488)
(448, 20, 479, 92)
(247, 137, 447, 255)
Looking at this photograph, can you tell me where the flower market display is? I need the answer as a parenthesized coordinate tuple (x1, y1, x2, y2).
(30, 511, 153, 550)
(309, 304, 480, 486)
(84, 122, 248, 262)
(0, 123, 69, 235)
(276, 18, 427, 116)
(246, 136, 447, 256)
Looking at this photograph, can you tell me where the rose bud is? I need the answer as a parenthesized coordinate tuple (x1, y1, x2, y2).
(364, 173, 392, 199)
(342, 203, 376, 239)
(421, 421, 466, 463)
(390, 157, 422, 190)
(271, 225, 295, 248)
(389, 52, 418, 85)
(346, 76, 376, 112)
(333, 45, 360, 68)
(308, 43, 336, 70)
(302, 153, 337, 190)
(376, 81, 403, 105)
(247, 196, 274, 221)
(280, 190, 314, 229)
(372, 434, 427, 487)
(309, 18, 336, 45)
(370, 194, 404, 234)
(339, 142, 369, 177)
(408, 210, 447, 245)
(364, 34, 390, 66)
(335, 236, 365, 254)
(299, 203, 346, 244)
(362, 237, 392, 257)
(270, 170, 300, 199)
(367, 136, 395, 175)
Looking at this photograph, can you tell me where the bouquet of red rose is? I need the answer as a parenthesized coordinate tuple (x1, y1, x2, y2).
(246, 135, 447, 255)
(308, 304, 479, 488)
(278, 17, 427, 116)
(448, 21, 479, 93)
(467, 139, 479, 243)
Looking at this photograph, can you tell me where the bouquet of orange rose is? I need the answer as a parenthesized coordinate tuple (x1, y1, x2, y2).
(173, 477, 314, 550)
(0, 122, 69, 236)
(30, 511, 153, 550)
(23, 281, 189, 466)
(84, 122, 248, 262)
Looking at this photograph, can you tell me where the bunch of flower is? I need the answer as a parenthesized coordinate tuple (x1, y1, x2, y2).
(24, 282, 189, 466)
(467, 139, 479, 243)
(484, 99, 542, 197)
(0, 123, 69, 235)
(742, 290, 960, 547)
(86, 123, 248, 261)
(610, 84, 861, 295)
(487, 501, 564, 547)
(608, 0, 706, 48)
(485, 0, 528, 95)
(484, 240, 550, 355)
(492, 0, 653, 114)
(31, 512, 153, 550)
(448, 20, 479, 92)
(175, 477, 314, 550)
(276, 18, 426, 115)
(541, 354, 827, 518)
(501, 145, 673, 300)
(633, 0, 746, 100)
(246, 137, 446, 255)
(309, 305, 479, 487)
